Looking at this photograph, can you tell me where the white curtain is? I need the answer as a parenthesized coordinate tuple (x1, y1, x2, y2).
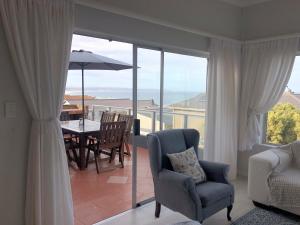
(205, 38, 241, 179)
(0, 1, 74, 225)
(239, 38, 299, 151)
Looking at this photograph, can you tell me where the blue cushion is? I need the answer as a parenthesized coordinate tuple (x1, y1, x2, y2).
(196, 182, 233, 207)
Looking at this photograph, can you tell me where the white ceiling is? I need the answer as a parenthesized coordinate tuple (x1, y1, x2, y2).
(219, 0, 275, 7)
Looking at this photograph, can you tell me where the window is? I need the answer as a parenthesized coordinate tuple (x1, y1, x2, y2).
(163, 52, 207, 148)
(266, 56, 300, 145)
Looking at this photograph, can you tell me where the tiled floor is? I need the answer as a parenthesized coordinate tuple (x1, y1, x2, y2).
(70, 147, 154, 225)
(94, 177, 253, 225)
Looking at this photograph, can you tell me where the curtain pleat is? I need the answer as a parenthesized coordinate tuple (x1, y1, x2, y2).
(204, 39, 241, 179)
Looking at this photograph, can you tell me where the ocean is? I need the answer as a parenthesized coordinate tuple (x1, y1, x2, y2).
(65, 87, 204, 106)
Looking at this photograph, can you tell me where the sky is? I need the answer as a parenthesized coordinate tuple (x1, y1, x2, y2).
(288, 56, 300, 93)
(67, 34, 207, 93)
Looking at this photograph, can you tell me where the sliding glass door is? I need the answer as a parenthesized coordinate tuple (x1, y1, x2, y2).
(67, 34, 207, 222)
(135, 47, 161, 204)
(131, 46, 208, 207)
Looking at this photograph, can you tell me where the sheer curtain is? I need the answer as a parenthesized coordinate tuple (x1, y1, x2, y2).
(0, 1, 74, 225)
(205, 38, 241, 179)
(239, 38, 299, 151)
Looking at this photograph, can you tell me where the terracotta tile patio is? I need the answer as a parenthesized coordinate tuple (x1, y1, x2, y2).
(70, 147, 154, 225)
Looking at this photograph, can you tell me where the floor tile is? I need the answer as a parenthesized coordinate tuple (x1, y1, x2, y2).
(107, 176, 128, 184)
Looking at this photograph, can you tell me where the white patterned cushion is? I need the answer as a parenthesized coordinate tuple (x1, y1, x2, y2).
(167, 147, 206, 184)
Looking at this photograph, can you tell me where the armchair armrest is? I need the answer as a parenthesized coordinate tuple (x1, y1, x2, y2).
(199, 160, 230, 184)
(157, 169, 201, 209)
(248, 150, 279, 204)
(159, 169, 196, 191)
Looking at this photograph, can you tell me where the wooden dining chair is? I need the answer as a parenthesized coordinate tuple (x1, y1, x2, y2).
(88, 111, 116, 150)
(100, 111, 116, 122)
(86, 121, 126, 173)
(60, 111, 70, 121)
(117, 114, 133, 156)
(64, 137, 79, 164)
(60, 112, 80, 164)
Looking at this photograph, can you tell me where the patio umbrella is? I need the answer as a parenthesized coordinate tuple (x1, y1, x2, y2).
(68, 49, 133, 125)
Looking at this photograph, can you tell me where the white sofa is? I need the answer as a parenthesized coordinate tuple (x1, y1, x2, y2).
(248, 142, 300, 215)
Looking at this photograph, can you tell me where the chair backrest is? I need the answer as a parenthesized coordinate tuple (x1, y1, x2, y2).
(60, 111, 70, 121)
(147, 129, 199, 178)
(98, 121, 126, 149)
(117, 114, 133, 135)
(101, 111, 116, 123)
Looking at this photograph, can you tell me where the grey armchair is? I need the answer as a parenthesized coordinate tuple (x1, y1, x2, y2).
(147, 129, 234, 223)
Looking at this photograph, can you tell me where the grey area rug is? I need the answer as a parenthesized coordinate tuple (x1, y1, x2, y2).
(232, 207, 300, 225)
(172, 222, 200, 225)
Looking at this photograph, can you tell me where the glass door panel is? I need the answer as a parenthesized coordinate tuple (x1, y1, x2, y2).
(163, 52, 207, 149)
(135, 47, 161, 203)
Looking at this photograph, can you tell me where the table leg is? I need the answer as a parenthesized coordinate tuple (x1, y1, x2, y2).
(79, 134, 86, 170)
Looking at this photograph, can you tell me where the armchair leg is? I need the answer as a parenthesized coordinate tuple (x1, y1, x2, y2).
(155, 201, 161, 218)
(227, 205, 233, 221)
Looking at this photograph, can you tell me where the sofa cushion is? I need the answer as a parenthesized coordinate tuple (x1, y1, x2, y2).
(271, 148, 292, 173)
(167, 147, 206, 184)
(290, 141, 300, 168)
(269, 168, 300, 207)
(196, 182, 233, 207)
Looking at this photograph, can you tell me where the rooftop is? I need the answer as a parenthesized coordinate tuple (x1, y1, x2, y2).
(65, 95, 96, 100)
(278, 90, 300, 109)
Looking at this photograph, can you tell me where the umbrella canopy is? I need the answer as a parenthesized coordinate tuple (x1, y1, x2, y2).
(68, 50, 133, 125)
(69, 49, 132, 70)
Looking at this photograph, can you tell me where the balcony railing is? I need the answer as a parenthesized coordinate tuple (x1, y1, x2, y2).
(88, 104, 206, 148)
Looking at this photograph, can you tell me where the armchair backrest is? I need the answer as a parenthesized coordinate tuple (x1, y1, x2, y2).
(147, 129, 199, 178)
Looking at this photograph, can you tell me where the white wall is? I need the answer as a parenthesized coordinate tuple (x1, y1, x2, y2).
(78, 0, 242, 40)
(242, 0, 300, 40)
(0, 24, 31, 225)
(75, 5, 210, 53)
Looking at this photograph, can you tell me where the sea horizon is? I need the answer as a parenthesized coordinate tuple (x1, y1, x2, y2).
(65, 87, 206, 106)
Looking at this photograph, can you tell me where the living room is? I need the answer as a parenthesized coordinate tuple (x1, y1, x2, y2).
(1, 0, 300, 225)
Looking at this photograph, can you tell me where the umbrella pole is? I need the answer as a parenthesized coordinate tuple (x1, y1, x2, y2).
(81, 66, 85, 127)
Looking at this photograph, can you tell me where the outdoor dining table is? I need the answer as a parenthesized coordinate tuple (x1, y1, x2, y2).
(61, 119, 100, 170)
